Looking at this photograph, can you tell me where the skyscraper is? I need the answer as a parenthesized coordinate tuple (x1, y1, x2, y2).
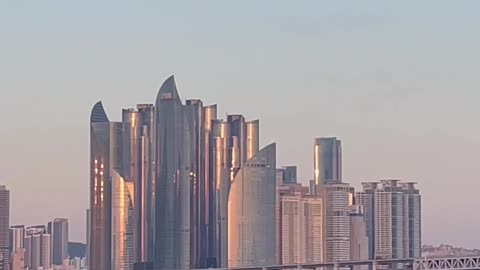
(276, 174, 309, 264)
(350, 206, 369, 270)
(185, 99, 207, 269)
(320, 182, 354, 263)
(24, 226, 51, 270)
(153, 76, 229, 269)
(135, 104, 156, 263)
(275, 169, 283, 265)
(122, 105, 156, 265)
(90, 101, 113, 270)
(356, 180, 422, 262)
(313, 137, 342, 190)
(49, 218, 69, 265)
(0, 186, 9, 270)
(355, 182, 377, 260)
(210, 119, 230, 268)
(401, 182, 421, 258)
(111, 170, 135, 270)
(245, 120, 259, 160)
(41, 233, 52, 269)
(87, 75, 278, 270)
(227, 114, 246, 166)
(281, 194, 324, 264)
(154, 75, 192, 269)
(203, 104, 217, 268)
(227, 143, 276, 268)
(9, 225, 25, 256)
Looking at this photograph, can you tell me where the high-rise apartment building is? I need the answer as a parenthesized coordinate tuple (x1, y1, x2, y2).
(41, 233, 52, 269)
(281, 194, 324, 264)
(320, 182, 354, 263)
(355, 183, 377, 260)
(313, 137, 342, 191)
(350, 206, 369, 270)
(0, 186, 9, 270)
(356, 180, 421, 262)
(402, 182, 421, 258)
(9, 225, 24, 254)
(24, 226, 51, 270)
(228, 143, 276, 268)
(49, 218, 69, 265)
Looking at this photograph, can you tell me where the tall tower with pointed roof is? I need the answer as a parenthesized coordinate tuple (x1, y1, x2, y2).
(154, 75, 193, 269)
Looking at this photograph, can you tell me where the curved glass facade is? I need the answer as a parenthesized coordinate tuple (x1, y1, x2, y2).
(154, 75, 192, 269)
(228, 143, 276, 268)
(211, 120, 230, 267)
(91, 102, 136, 270)
(90, 101, 112, 270)
(313, 137, 342, 191)
(89, 76, 277, 270)
(111, 171, 134, 270)
(203, 105, 217, 267)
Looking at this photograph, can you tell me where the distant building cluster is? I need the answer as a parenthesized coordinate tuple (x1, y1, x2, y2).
(0, 195, 71, 270)
(88, 75, 276, 270)
(7, 220, 70, 270)
(276, 138, 421, 269)
(0, 76, 423, 270)
(83, 76, 423, 270)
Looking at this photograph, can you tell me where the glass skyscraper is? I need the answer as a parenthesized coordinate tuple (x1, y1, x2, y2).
(122, 105, 156, 264)
(154, 75, 193, 269)
(228, 143, 277, 268)
(89, 75, 277, 270)
(313, 137, 342, 190)
(90, 102, 135, 270)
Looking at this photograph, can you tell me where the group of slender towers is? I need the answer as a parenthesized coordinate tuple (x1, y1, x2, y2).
(89, 75, 422, 270)
(89, 75, 276, 270)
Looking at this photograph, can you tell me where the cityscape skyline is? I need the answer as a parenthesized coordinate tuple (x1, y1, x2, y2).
(2, 1, 480, 251)
(2, 71, 475, 248)
(83, 74, 421, 270)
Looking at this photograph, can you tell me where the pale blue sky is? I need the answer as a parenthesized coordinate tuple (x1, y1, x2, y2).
(1, 2, 479, 247)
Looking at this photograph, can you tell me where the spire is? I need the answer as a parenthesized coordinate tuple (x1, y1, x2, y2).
(90, 101, 109, 123)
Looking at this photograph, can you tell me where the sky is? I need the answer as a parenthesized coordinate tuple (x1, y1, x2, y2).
(1, 1, 480, 247)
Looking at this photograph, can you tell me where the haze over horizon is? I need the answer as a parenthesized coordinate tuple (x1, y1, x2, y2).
(1, 1, 479, 249)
